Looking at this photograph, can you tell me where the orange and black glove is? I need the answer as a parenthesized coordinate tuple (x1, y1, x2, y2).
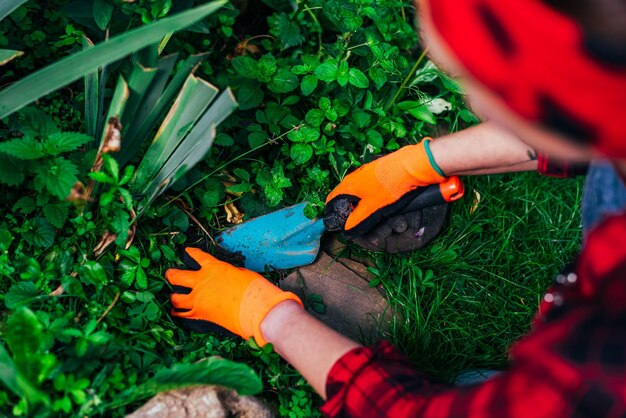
(165, 247, 303, 346)
(325, 139, 445, 237)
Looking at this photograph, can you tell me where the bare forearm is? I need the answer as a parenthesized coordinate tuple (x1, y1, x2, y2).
(429, 122, 538, 176)
(261, 301, 361, 399)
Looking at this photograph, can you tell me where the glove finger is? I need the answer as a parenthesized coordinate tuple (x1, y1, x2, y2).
(165, 267, 198, 288)
(344, 199, 383, 237)
(174, 317, 240, 338)
(183, 247, 223, 269)
(170, 293, 194, 311)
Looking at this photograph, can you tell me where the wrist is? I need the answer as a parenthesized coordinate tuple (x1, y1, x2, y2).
(422, 138, 446, 176)
(260, 300, 306, 347)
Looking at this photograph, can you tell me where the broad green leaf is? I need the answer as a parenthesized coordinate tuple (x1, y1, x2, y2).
(0, 0, 28, 22)
(290, 143, 313, 165)
(18, 107, 60, 137)
(368, 67, 387, 89)
(0, 343, 49, 407)
(132, 75, 218, 194)
(237, 81, 264, 110)
(5, 282, 40, 309)
(268, 12, 304, 50)
(6, 307, 45, 383)
(0, 49, 23, 66)
(288, 126, 319, 143)
(248, 131, 268, 149)
(305, 109, 325, 128)
(0, 0, 227, 119)
(256, 54, 277, 82)
(348, 68, 369, 88)
(0, 153, 26, 186)
(232, 56, 259, 79)
(300, 74, 318, 96)
(24, 218, 55, 248)
(397, 101, 437, 124)
(314, 62, 338, 83)
(82, 37, 99, 139)
(336, 61, 349, 87)
(267, 69, 298, 93)
(93, 0, 114, 30)
(13, 197, 35, 214)
(0, 136, 45, 160)
(79, 261, 108, 287)
(33, 157, 79, 200)
(43, 203, 69, 228)
(44, 132, 92, 155)
(105, 358, 262, 410)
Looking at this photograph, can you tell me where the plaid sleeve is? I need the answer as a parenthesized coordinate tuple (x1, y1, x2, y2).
(537, 153, 588, 178)
(321, 340, 574, 418)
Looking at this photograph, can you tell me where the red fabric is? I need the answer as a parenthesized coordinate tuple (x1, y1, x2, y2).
(537, 154, 588, 178)
(423, 0, 626, 158)
(322, 213, 626, 417)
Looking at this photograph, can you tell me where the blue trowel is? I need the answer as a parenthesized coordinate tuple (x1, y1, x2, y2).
(216, 177, 464, 272)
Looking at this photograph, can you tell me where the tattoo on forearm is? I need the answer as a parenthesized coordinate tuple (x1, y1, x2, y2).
(527, 149, 537, 161)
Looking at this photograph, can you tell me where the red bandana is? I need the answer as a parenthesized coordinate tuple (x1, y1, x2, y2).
(424, 0, 626, 158)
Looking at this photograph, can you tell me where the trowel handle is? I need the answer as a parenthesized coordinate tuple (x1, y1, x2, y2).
(323, 176, 464, 231)
(401, 176, 464, 213)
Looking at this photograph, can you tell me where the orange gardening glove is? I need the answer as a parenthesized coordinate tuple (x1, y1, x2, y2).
(325, 139, 445, 237)
(165, 247, 303, 346)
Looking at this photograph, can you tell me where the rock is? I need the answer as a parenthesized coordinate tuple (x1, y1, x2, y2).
(280, 252, 392, 343)
(127, 386, 273, 418)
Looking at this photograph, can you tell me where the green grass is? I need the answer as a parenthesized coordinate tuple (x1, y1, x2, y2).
(373, 172, 583, 381)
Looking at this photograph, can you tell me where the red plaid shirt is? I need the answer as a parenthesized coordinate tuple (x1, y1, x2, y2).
(322, 210, 626, 417)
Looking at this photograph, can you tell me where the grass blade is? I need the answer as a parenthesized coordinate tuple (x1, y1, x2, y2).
(0, 49, 23, 66)
(122, 53, 207, 165)
(131, 75, 218, 193)
(0, 0, 227, 119)
(0, 0, 28, 22)
(98, 77, 129, 150)
(138, 89, 237, 210)
(82, 37, 99, 138)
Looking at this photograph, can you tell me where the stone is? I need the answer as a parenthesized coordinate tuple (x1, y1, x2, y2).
(280, 252, 392, 343)
(127, 386, 273, 418)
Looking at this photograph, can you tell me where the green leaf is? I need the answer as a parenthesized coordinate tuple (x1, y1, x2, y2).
(287, 126, 319, 143)
(0, 0, 28, 22)
(366, 129, 384, 149)
(305, 109, 325, 128)
(267, 69, 298, 93)
(290, 143, 313, 165)
(0, 0, 227, 119)
(0, 343, 49, 407)
(215, 133, 234, 146)
(397, 101, 437, 124)
(336, 61, 349, 87)
(44, 132, 92, 155)
(43, 203, 69, 228)
(19, 107, 59, 138)
(93, 0, 114, 30)
(0, 136, 45, 160)
(248, 131, 268, 149)
(109, 358, 262, 410)
(13, 196, 35, 214)
(0, 49, 23, 66)
(368, 67, 387, 89)
(6, 307, 45, 383)
(33, 157, 79, 200)
(314, 62, 338, 83)
(256, 54, 277, 82)
(348, 68, 369, 88)
(231, 56, 259, 79)
(5, 282, 40, 309)
(24, 218, 55, 248)
(237, 81, 264, 110)
(256, 165, 291, 207)
(269, 12, 304, 50)
(300, 74, 318, 96)
(0, 152, 25, 186)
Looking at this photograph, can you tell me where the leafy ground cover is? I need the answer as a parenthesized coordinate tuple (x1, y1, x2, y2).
(0, 0, 583, 416)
